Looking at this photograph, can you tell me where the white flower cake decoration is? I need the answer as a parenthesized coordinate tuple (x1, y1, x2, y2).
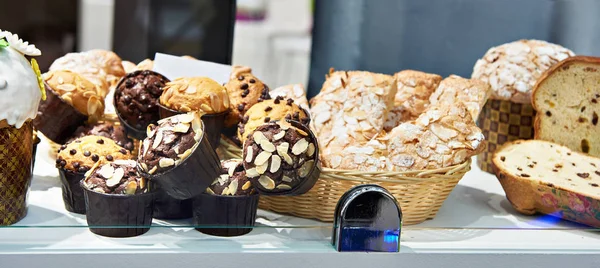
(0, 30, 41, 56)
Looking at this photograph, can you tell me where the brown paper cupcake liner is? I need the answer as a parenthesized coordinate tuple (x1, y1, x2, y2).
(476, 99, 536, 173)
(158, 103, 229, 150)
(33, 83, 88, 144)
(82, 182, 155, 238)
(0, 122, 34, 226)
(139, 120, 221, 200)
(149, 181, 193, 219)
(192, 193, 259, 237)
(58, 169, 87, 214)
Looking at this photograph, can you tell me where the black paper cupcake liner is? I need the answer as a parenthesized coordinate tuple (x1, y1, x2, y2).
(115, 111, 147, 140)
(81, 182, 155, 238)
(192, 193, 259, 237)
(158, 103, 229, 150)
(58, 168, 86, 214)
(140, 120, 221, 200)
(150, 181, 193, 219)
(254, 120, 321, 196)
(113, 70, 170, 140)
(33, 83, 88, 144)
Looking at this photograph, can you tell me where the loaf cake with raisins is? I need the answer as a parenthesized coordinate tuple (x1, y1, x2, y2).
(492, 140, 600, 227)
(532, 56, 600, 158)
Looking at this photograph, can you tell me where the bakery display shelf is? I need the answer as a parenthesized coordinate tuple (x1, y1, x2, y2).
(3, 140, 600, 267)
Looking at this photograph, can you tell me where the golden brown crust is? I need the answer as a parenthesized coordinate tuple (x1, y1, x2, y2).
(429, 75, 491, 121)
(87, 49, 125, 78)
(224, 66, 269, 127)
(159, 77, 230, 114)
(43, 70, 105, 120)
(531, 56, 600, 111)
(238, 98, 308, 143)
(57, 135, 131, 172)
(136, 59, 154, 70)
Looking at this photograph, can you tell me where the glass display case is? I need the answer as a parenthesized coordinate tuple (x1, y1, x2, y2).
(1, 0, 600, 267)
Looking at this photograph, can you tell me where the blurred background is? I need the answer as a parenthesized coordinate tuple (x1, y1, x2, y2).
(2, 0, 600, 97)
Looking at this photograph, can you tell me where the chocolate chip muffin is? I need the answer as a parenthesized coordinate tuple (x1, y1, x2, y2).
(138, 113, 204, 174)
(69, 122, 134, 151)
(159, 76, 230, 114)
(56, 135, 132, 213)
(207, 159, 255, 196)
(224, 66, 270, 128)
(238, 96, 310, 143)
(57, 135, 132, 173)
(242, 120, 320, 194)
(83, 160, 147, 195)
(114, 70, 170, 136)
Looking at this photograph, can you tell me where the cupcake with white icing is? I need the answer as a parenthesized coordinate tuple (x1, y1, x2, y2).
(0, 30, 43, 225)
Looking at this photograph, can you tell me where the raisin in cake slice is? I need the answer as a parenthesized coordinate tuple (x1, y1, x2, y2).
(532, 56, 600, 157)
(492, 140, 600, 215)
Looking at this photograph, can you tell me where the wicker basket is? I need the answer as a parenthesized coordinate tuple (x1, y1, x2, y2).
(218, 138, 471, 225)
(47, 113, 139, 158)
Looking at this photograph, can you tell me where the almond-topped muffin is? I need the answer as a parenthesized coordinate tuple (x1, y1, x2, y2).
(238, 96, 309, 143)
(43, 70, 104, 120)
(208, 159, 255, 196)
(138, 113, 204, 175)
(159, 76, 230, 114)
(56, 135, 132, 174)
(83, 160, 147, 195)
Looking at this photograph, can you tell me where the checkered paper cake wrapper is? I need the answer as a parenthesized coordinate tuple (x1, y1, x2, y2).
(476, 99, 536, 173)
(0, 121, 34, 225)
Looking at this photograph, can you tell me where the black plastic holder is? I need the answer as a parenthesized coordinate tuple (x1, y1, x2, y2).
(150, 181, 193, 219)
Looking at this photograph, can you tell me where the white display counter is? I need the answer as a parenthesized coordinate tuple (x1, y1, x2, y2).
(2, 140, 599, 267)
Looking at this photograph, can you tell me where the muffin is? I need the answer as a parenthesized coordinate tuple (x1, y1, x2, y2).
(69, 122, 135, 151)
(34, 70, 105, 143)
(114, 70, 170, 139)
(242, 120, 320, 195)
(82, 160, 154, 237)
(0, 30, 42, 225)
(56, 135, 132, 213)
(48, 52, 110, 96)
(137, 112, 220, 200)
(193, 159, 259, 236)
(122, 61, 138, 74)
(224, 66, 271, 128)
(159, 76, 231, 148)
(238, 96, 310, 144)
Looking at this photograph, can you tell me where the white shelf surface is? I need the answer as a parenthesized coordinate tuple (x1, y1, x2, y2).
(3, 140, 600, 267)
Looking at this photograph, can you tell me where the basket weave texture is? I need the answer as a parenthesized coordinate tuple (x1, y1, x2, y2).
(218, 138, 471, 225)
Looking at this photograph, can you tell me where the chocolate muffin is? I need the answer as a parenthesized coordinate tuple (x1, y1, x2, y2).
(114, 70, 170, 138)
(224, 66, 270, 128)
(207, 159, 255, 196)
(238, 96, 310, 144)
(81, 160, 154, 237)
(242, 120, 320, 195)
(193, 159, 259, 237)
(69, 122, 134, 151)
(83, 160, 147, 195)
(138, 112, 220, 200)
(34, 70, 105, 143)
(56, 135, 132, 213)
